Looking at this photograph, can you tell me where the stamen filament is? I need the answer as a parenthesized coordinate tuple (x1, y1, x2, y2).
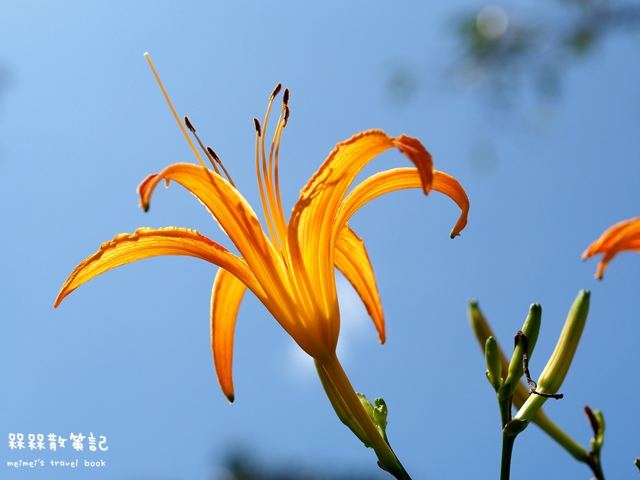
(259, 85, 284, 249)
(271, 99, 289, 241)
(184, 116, 222, 176)
(254, 119, 278, 245)
(207, 146, 236, 188)
(144, 53, 207, 169)
(272, 89, 290, 239)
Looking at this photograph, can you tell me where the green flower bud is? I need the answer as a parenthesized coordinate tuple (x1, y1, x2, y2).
(537, 290, 590, 394)
(585, 406, 605, 454)
(515, 290, 590, 423)
(468, 299, 590, 464)
(485, 336, 503, 391)
(373, 398, 388, 433)
(469, 300, 494, 347)
(358, 392, 375, 418)
(358, 394, 389, 443)
(585, 406, 606, 479)
(500, 304, 542, 401)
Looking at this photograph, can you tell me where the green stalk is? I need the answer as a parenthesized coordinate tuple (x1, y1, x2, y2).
(319, 352, 411, 479)
(500, 431, 516, 480)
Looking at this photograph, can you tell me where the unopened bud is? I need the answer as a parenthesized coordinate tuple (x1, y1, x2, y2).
(515, 290, 590, 423)
(485, 336, 503, 391)
(469, 300, 493, 347)
(500, 304, 542, 401)
(373, 398, 388, 434)
(358, 394, 389, 442)
(537, 290, 590, 394)
(585, 406, 605, 453)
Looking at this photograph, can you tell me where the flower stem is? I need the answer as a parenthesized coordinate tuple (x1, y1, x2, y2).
(500, 431, 516, 480)
(319, 353, 411, 480)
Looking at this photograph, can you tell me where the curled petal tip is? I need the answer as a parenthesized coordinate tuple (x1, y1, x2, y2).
(581, 246, 595, 260)
(430, 171, 469, 238)
(393, 134, 434, 195)
(54, 287, 71, 309)
(137, 173, 159, 211)
(449, 218, 468, 239)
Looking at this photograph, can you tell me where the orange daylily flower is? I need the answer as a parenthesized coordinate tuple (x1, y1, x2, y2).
(55, 54, 469, 478)
(582, 217, 640, 279)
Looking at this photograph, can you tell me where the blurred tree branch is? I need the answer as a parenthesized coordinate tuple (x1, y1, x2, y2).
(453, 0, 640, 98)
(387, 1, 639, 105)
(216, 447, 386, 480)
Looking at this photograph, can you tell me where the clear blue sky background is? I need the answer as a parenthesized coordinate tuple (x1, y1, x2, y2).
(1, 2, 639, 479)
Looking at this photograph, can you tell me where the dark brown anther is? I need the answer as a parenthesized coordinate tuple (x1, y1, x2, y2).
(283, 105, 290, 127)
(206, 146, 220, 162)
(283, 88, 289, 106)
(184, 116, 195, 133)
(270, 83, 282, 99)
(253, 118, 261, 136)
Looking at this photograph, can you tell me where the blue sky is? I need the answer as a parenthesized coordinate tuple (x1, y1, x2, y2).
(1, 2, 639, 479)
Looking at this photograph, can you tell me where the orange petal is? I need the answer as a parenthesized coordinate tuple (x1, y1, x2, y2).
(54, 227, 261, 308)
(335, 225, 385, 344)
(288, 131, 395, 317)
(432, 171, 469, 238)
(138, 163, 298, 324)
(583, 217, 640, 279)
(583, 217, 640, 257)
(211, 268, 247, 403)
(392, 134, 434, 195)
(337, 167, 469, 240)
(288, 131, 433, 323)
